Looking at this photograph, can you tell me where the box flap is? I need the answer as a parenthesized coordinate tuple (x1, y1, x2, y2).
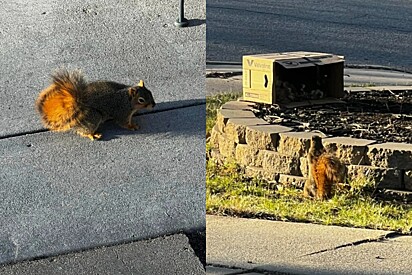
(276, 55, 344, 68)
(244, 52, 344, 64)
(276, 58, 317, 68)
(305, 55, 344, 65)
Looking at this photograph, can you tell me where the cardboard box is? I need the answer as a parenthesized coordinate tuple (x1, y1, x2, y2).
(242, 52, 345, 104)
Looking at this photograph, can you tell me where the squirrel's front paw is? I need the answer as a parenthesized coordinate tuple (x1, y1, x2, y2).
(126, 123, 140, 131)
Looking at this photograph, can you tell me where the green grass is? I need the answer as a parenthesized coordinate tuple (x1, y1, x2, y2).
(206, 92, 412, 233)
(206, 159, 412, 232)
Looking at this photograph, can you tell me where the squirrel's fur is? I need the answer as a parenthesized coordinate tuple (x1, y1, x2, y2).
(303, 135, 346, 200)
(36, 69, 155, 140)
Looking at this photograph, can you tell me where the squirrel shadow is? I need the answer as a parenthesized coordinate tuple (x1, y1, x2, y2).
(97, 98, 205, 141)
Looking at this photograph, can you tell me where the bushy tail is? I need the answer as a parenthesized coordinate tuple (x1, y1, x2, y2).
(323, 154, 346, 183)
(36, 69, 87, 131)
(315, 154, 345, 199)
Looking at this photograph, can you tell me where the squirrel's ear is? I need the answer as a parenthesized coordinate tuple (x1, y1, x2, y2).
(128, 87, 137, 96)
(138, 80, 145, 88)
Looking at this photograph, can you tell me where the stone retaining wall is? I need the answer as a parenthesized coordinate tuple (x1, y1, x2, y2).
(209, 100, 412, 191)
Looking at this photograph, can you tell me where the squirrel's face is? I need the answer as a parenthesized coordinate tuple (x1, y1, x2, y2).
(128, 80, 156, 110)
(311, 135, 322, 146)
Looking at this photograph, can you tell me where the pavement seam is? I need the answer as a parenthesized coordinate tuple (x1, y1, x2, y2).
(0, 228, 205, 268)
(206, 263, 252, 275)
(0, 101, 205, 140)
(301, 231, 406, 257)
(207, 263, 286, 275)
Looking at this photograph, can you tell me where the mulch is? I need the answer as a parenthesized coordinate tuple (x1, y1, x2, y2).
(252, 89, 412, 144)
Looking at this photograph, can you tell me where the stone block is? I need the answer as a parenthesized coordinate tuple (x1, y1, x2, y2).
(209, 148, 225, 164)
(220, 108, 256, 119)
(404, 171, 412, 191)
(218, 134, 237, 159)
(245, 124, 292, 150)
(278, 132, 326, 157)
(245, 166, 277, 181)
(323, 137, 376, 165)
(221, 100, 255, 110)
(300, 157, 309, 178)
(260, 150, 301, 176)
(209, 125, 222, 149)
(347, 165, 402, 189)
(224, 117, 268, 144)
(235, 144, 259, 167)
(216, 108, 257, 133)
(367, 143, 412, 170)
(377, 189, 412, 202)
(278, 174, 306, 189)
(215, 111, 227, 133)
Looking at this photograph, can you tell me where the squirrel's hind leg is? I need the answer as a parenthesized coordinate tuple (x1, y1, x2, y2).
(75, 111, 104, 140)
(303, 178, 317, 198)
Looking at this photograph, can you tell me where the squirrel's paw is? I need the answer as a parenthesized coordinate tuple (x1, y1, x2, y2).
(92, 133, 102, 140)
(126, 123, 140, 131)
(78, 132, 102, 140)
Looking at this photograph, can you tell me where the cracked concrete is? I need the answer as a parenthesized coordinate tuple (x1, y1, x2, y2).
(207, 215, 412, 275)
(207, 264, 290, 275)
(301, 231, 403, 257)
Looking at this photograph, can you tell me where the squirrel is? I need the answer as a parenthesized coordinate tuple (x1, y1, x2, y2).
(36, 69, 155, 140)
(303, 135, 346, 200)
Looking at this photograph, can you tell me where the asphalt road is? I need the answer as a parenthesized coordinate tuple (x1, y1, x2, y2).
(0, 0, 206, 269)
(206, 0, 412, 71)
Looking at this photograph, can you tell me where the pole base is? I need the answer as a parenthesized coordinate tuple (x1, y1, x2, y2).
(174, 18, 189, 28)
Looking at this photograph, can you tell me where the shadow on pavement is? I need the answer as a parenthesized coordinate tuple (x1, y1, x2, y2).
(186, 229, 206, 268)
(84, 98, 205, 141)
(188, 19, 206, 27)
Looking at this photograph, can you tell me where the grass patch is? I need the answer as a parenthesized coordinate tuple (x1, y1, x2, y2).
(206, 92, 412, 233)
(206, 159, 412, 232)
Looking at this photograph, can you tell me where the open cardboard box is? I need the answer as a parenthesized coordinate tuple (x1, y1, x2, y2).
(242, 52, 345, 105)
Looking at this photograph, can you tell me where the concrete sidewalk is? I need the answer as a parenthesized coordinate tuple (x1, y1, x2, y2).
(206, 215, 412, 275)
(0, 0, 205, 272)
(0, 233, 204, 275)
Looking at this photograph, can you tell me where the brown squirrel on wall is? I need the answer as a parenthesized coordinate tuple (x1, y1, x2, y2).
(303, 135, 346, 200)
(36, 69, 155, 140)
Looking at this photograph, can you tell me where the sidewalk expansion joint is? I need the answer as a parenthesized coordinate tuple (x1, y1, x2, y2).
(301, 231, 407, 257)
(0, 101, 205, 141)
(207, 263, 290, 275)
(0, 230, 204, 268)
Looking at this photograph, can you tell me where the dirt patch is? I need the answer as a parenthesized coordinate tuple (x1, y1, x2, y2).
(253, 89, 412, 144)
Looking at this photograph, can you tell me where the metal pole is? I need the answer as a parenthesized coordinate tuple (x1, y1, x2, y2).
(175, 0, 188, 27)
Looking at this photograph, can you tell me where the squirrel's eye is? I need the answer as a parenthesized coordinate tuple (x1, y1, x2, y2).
(137, 97, 146, 104)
